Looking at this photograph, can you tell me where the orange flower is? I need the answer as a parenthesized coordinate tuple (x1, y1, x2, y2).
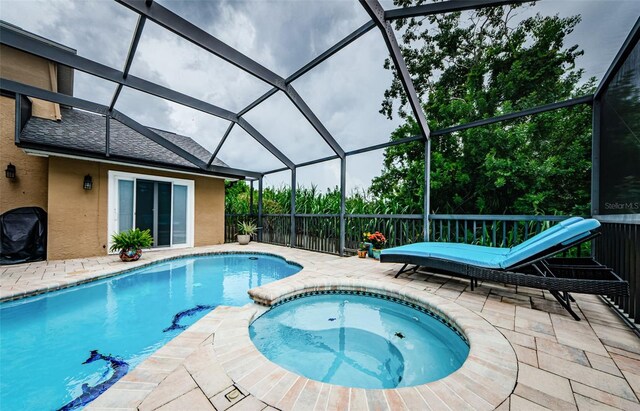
(367, 231, 387, 248)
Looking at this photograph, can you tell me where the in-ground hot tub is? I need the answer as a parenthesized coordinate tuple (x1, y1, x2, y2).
(249, 291, 469, 389)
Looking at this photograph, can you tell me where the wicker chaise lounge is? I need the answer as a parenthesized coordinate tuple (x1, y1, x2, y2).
(380, 218, 628, 320)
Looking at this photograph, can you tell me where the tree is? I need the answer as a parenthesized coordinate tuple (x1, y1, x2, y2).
(371, 1, 594, 215)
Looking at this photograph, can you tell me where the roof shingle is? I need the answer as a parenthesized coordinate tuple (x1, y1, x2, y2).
(20, 108, 228, 170)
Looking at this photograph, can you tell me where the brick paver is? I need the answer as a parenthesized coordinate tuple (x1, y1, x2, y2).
(2, 243, 639, 410)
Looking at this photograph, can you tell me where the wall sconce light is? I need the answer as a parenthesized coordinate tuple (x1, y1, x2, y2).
(5, 163, 16, 179)
(83, 174, 93, 190)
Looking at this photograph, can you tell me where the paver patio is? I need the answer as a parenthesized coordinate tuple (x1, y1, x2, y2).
(1, 243, 639, 410)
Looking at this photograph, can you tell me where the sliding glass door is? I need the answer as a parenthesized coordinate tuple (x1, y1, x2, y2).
(110, 171, 194, 250)
(133, 180, 173, 247)
(117, 180, 134, 233)
(135, 180, 155, 240)
(157, 182, 172, 247)
(172, 185, 188, 245)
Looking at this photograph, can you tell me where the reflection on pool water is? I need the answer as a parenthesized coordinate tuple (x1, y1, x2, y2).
(0, 253, 300, 411)
(250, 292, 469, 389)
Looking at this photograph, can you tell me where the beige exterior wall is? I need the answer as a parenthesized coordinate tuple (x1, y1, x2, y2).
(47, 157, 225, 260)
(0, 46, 61, 120)
(193, 174, 226, 247)
(0, 46, 61, 214)
(0, 96, 49, 214)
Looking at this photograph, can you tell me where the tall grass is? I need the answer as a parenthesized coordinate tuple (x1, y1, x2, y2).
(225, 181, 587, 254)
(225, 181, 416, 215)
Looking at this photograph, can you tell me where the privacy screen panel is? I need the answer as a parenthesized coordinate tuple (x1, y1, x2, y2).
(599, 39, 640, 215)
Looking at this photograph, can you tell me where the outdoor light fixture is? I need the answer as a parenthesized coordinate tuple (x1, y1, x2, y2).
(5, 163, 16, 179)
(83, 174, 93, 190)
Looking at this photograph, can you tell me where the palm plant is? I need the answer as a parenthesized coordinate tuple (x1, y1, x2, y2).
(110, 228, 153, 262)
(109, 228, 153, 253)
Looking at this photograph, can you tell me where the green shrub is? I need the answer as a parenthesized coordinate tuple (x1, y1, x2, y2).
(109, 228, 153, 252)
(237, 220, 257, 235)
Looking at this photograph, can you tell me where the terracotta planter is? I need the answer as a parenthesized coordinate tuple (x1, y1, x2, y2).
(237, 234, 251, 245)
(357, 250, 368, 258)
(372, 248, 382, 260)
(119, 247, 142, 262)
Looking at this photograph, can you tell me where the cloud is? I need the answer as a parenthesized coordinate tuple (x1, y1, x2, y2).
(532, 0, 640, 83)
(217, 125, 286, 172)
(242, 91, 336, 165)
(2, 0, 137, 68)
(292, 29, 402, 151)
(129, 19, 272, 112)
(2, 0, 639, 193)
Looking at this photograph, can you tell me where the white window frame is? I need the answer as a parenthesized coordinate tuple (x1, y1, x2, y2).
(107, 170, 195, 253)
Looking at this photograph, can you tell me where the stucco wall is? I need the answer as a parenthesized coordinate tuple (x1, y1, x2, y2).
(0, 46, 61, 120)
(47, 157, 225, 260)
(0, 96, 49, 214)
(0, 46, 62, 214)
(193, 175, 225, 247)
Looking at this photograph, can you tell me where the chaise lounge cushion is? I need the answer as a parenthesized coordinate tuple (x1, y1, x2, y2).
(408, 217, 585, 257)
(500, 219, 599, 268)
(380, 218, 599, 270)
(380, 242, 508, 268)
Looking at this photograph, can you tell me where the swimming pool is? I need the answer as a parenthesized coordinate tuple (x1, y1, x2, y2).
(0, 253, 300, 411)
(249, 291, 469, 389)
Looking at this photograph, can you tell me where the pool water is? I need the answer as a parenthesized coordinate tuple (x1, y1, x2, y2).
(0, 253, 300, 411)
(250, 293, 469, 389)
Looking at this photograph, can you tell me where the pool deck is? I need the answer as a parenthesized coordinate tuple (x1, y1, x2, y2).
(2, 243, 639, 410)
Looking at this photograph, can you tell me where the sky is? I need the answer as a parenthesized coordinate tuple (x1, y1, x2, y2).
(1, 0, 639, 193)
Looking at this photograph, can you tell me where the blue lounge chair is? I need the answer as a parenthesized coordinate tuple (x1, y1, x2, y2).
(380, 218, 628, 320)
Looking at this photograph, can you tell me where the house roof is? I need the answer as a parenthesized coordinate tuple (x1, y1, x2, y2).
(20, 107, 229, 172)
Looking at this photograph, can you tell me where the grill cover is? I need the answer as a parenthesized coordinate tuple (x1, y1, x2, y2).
(0, 207, 47, 265)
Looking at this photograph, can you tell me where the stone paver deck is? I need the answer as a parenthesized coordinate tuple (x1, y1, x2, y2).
(2, 243, 639, 410)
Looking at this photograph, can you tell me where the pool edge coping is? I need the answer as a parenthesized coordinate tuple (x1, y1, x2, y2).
(0, 249, 302, 303)
(213, 277, 518, 410)
(40, 250, 517, 410)
(87, 271, 518, 410)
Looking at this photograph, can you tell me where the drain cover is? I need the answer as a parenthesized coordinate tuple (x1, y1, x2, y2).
(249, 257, 258, 260)
(225, 388, 241, 401)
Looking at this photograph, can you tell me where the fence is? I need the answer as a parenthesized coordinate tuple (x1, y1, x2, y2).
(225, 213, 581, 255)
(345, 214, 424, 252)
(595, 222, 639, 324)
(224, 213, 254, 243)
(428, 215, 570, 247)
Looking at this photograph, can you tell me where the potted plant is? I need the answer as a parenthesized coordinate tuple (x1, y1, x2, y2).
(237, 220, 257, 245)
(367, 231, 387, 260)
(109, 228, 153, 262)
(357, 242, 368, 258)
